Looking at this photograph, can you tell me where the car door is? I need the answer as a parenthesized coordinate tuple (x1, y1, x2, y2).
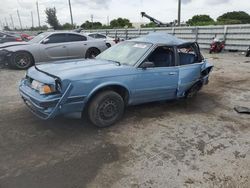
(39, 33, 69, 62)
(66, 33, 88, 58)
(177, 43, 204, 97)
(132, 46, 179, 104)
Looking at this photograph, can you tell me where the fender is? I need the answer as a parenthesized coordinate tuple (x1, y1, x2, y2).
(85, 81, 131, 104)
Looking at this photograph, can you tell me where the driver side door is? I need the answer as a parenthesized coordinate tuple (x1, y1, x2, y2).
(39, 33, 69, 62)
(131, 46, 179, 104)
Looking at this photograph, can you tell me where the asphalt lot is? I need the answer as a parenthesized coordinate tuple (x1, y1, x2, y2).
(0, 51, 250, 188)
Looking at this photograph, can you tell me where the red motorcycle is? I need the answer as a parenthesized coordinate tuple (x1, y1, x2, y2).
(209, 39, 225, 54)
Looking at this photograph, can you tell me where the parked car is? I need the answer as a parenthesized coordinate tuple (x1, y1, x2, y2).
(84, 32, 117, 47)
(19, 33, 213, 128)
(0, 31, 108, 69)
(0, 31, 23, 43)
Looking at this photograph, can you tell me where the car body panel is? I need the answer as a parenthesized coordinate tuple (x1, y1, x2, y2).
(19, 33, 213, 120)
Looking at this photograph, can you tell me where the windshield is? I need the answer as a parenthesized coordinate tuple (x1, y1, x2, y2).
(29, 33, 50, 43)
(96, 41, 152, 66)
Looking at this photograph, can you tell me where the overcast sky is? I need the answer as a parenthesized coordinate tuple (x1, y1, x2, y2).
(0, 0, 249, 29)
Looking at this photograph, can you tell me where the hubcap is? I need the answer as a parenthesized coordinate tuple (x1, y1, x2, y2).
(16, 55, 29, 67)
(99, 99, 118, 120)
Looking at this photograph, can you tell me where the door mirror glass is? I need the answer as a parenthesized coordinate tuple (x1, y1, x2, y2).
(141, 61, 155, 69)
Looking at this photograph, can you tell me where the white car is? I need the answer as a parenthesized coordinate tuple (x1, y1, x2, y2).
(84, 33, 117, 47)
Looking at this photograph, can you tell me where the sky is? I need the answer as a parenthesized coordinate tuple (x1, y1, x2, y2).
(0, 0, 249, 29)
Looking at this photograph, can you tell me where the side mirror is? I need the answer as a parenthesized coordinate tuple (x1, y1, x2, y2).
(41, 38, 49, 44)
(141, 61, 155, 69)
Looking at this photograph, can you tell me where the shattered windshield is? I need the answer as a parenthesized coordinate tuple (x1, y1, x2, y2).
(96, 41, 152, 66)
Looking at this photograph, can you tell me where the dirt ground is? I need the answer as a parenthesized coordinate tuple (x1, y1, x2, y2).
(0, 51, 250, 188)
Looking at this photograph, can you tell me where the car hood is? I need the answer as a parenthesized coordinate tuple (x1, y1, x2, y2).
(32, 59, 132, 81)
(0, 41, 30, 49)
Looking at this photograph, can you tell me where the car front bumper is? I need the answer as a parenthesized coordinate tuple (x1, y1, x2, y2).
(0, 49, 10, 67)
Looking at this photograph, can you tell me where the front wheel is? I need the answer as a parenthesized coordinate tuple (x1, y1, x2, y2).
(88, 90, 124, 128)
(246, 50, 250, 57)
(9, 51, 33, 69)
(85, 48, 100, 59)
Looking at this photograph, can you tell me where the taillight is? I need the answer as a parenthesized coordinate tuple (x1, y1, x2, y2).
(16, 38, 22, 42)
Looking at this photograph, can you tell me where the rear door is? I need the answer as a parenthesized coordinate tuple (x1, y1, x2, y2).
(39, 33, 68, 62)
(66, 33, 88, 58)
(177, 43, 203, 96)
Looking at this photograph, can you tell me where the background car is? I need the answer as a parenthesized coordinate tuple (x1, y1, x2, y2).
(0, 32, 23, 43)
(0, 31, 109, 69)
(84, 32, 117, 47)
(19, 33, 213, 128)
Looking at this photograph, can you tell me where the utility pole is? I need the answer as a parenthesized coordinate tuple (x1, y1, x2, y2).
(178, 0, 181, 26)
(36, 1, 41, 28)
(68, 0, 74, 28)
(4, 17, 8, 28)
(107, 16, 109, 26)
(17, 9, 23, 30)
(91, 14, 93, 29)
(31, 11, 34, 28)
(10, 14, 15, 30)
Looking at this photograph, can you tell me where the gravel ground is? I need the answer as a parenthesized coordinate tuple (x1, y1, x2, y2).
(0, 51, 250, 188)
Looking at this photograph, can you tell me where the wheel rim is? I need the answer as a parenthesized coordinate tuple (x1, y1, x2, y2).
(15, 54, 30, 67)
(98, 98, 118, 121)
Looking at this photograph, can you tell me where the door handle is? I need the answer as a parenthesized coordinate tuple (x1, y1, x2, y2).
(169, 72, 177, 75)
(84, 44, 87, 45)
(62, 46, 66, 48)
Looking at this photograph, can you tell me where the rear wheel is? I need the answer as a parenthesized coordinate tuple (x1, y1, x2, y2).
(185, 82, 203, 98)
(88, 90, 124, 128)
(9, 51, 33, 69)
(246, 51, 250, 57)
(85, 48, 100, 59)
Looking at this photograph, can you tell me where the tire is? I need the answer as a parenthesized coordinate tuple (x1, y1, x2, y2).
(209, 50, 212, 54)
(88, 90, 124, 128)
(106, 43, 111, 48)
(185, 82, 203, 98)
(85, 48, 101, 59)
(246, 51, 250, 57)
(9, 51, 33, 70)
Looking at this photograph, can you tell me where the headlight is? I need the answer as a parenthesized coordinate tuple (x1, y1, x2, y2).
(31, 80, 56, 95)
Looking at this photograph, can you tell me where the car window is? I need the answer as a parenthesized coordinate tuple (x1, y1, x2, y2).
(46, 34, 68, 44)
(95, 34, 106, 39)
(67, 34, 87, 42)
(88, 34, 96, 38)
(143, 46, 175, 67)
(177, 43, 200, 66)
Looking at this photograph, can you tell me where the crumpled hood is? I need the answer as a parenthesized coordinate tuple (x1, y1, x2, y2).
(33, 59, 130, 80)
(0, 41, 30, 49)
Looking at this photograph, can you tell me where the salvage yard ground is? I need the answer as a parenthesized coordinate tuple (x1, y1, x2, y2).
(0, 51, 250, 188)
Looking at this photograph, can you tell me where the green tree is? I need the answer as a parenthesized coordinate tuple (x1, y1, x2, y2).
(62, 22, 73, 30)
(81, 21, 102, 29)
(217, 11, 250, 24)
(187, 15, 215, 26)
(110, 18, 132, 28)
(45, 7, 61, 29)
(141, 22, 157, 28)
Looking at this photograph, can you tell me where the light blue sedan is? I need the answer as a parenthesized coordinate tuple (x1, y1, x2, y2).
(19, 33, 213, 127)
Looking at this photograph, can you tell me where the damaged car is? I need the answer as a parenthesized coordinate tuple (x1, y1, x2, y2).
(19, 33, 213, 127)
(0, 31, 108, 69)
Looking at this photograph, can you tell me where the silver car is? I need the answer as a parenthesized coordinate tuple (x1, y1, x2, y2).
(0, 32, 108, 69)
